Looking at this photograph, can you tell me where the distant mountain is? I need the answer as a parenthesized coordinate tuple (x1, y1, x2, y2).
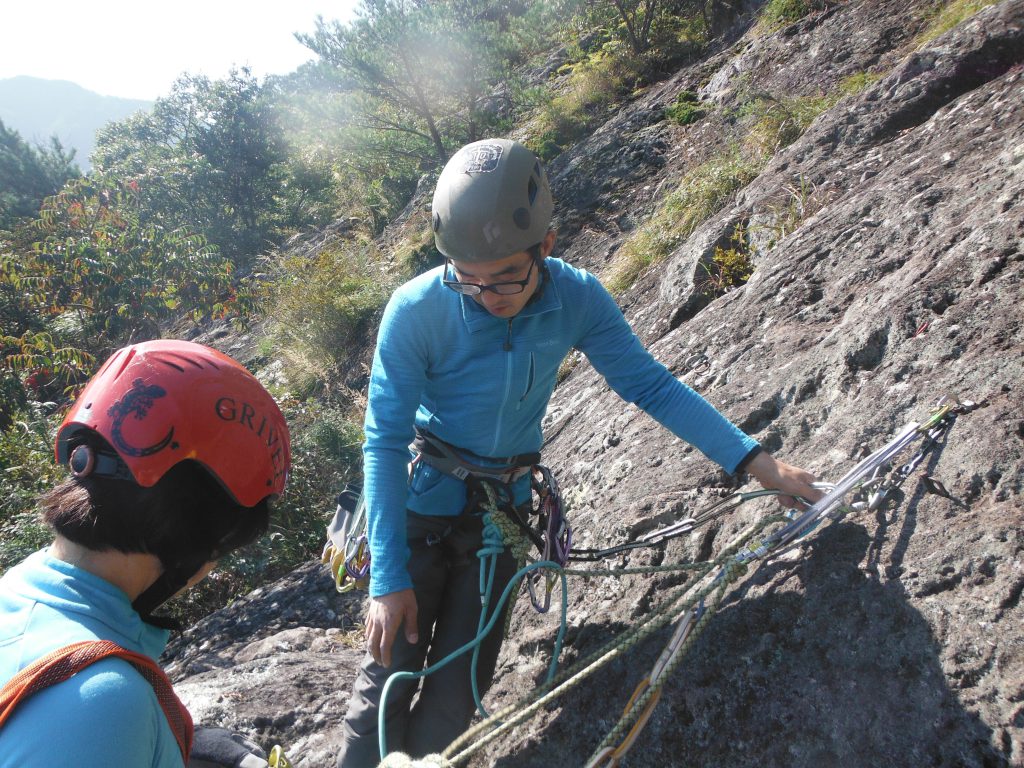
(0, 76, 152, 172)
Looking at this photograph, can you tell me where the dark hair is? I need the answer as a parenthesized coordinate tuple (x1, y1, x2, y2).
(42, 437, 270, 570)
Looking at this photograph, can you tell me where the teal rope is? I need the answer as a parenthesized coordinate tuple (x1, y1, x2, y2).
(470, 511, 506, 717)
(378, 556, 570, 761)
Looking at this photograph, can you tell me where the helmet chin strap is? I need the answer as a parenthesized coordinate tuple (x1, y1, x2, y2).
(132, 554, 212, 630)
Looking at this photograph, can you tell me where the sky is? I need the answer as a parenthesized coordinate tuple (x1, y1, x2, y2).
(0, 0, 361, 101)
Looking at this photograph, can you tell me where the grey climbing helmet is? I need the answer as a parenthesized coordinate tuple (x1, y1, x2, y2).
(432, 138, 553, 263)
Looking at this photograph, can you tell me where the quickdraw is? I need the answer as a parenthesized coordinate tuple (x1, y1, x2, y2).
(568, 488, 782, 562)
(321, 484, 371, 592)
(682, 351, 711, 375)
(526, 465, 572, 612)
(570, 398, 978, 565)
(738, 396, 980, 562)
(268, 745, 293, 768)
(590, 397, 980, 766)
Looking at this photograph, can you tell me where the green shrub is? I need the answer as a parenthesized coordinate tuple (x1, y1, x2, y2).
(666, 91, 708, 125)
(603, 81, 848, 296)
(699, 226, 755, 298)
(603, 149, 762, 295)
(0, 407, 62, 573)
(264, 240, 390, 398)
(915, 0, 999, 47)
(752, 175, 823, 252)
(838, 70, 884, 97)
(754, 0, 831, 34)
(741, 93, 835, 158)
(757, 0, 810, 31)
(394, 216, 444, 279)
(527, 43, 645, 160)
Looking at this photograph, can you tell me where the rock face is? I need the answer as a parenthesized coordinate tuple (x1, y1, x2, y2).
(166, 563, 366, 766)
(165, 2, 1024, 766)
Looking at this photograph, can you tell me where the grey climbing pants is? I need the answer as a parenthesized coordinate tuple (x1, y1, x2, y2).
(335, 510, 519, 767)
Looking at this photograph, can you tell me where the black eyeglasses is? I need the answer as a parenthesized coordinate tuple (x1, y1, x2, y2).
(443, 257, 537, 296)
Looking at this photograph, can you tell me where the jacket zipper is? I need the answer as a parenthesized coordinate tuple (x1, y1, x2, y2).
(491, 319, 514, 454)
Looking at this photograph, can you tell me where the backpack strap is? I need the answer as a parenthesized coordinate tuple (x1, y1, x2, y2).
(0, 639, 193, 761)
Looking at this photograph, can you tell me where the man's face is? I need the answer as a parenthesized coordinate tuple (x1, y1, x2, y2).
(448, 250, 542, 318)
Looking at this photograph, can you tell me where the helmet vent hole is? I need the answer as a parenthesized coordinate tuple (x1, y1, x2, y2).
(166, 352, 205, 370)
(528, 177, 538, 205)
(433, 211, 441, 232)
(158, 359, 186, 373)
(513, 207, 531, 230)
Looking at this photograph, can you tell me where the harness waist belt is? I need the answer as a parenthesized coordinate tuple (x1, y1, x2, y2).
(411, 428, 539, 485)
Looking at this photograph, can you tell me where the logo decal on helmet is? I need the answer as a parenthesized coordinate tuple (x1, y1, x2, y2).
(483, 221, 502, 243)
(215, 397, 289, 483)
(108, 379, 176, 458)
(460, 143, 503, 173)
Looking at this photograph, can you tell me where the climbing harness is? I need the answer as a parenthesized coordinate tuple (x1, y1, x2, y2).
(383, 396, 978, 768)
(411, 428, 538, 486)
(322, 430, 570, 594)
(409, 428, 573, 588)
(322, 483, 371, 592)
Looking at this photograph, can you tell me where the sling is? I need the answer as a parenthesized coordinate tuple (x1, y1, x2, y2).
(0, 639, 193, 761)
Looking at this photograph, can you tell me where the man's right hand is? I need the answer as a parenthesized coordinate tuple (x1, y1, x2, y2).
(365, 588, 419, 667)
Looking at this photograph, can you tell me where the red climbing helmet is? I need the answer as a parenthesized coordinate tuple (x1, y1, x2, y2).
(55, 339, 290, 508)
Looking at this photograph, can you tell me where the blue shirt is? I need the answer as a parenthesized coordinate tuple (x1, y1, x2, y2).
(0, 549, 182, 767)
(364, 258, 759, 596)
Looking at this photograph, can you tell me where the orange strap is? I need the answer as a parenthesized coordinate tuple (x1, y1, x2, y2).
(0, 639, 193, 761)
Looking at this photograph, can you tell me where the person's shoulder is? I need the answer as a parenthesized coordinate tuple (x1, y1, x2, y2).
(393, 264, 447, 301)
(547, 256, 598, 281)
(63, 655, 163, 714)
(0, 658, 164, 762)
(546, 258, 607, 298)
(384, 264, 450, 316)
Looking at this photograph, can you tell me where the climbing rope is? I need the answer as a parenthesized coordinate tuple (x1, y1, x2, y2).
(377, 482, 571, 760)
(440, 518, 774, 767)
(378, 396, 979, 768)
(568, 487, 783, 562)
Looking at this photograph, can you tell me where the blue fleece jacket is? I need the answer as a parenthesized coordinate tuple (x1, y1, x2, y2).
(364, 257, 758, 596)
(0, 549, 182, 767)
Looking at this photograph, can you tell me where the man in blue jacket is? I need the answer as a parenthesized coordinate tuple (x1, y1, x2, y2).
(336, 138, 820, 766)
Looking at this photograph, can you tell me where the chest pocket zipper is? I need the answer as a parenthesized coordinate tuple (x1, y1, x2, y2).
(520, 353, 535, 402)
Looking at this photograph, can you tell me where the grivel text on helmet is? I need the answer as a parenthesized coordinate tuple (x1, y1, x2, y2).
(215, 397, 287, 481)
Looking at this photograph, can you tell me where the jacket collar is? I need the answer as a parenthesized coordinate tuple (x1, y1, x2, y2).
(458, 263, 563, 333)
